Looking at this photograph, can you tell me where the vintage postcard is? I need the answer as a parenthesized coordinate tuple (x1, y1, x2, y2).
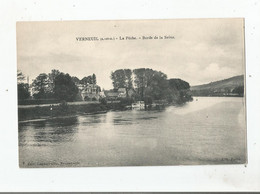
(17, 19, 246, 168)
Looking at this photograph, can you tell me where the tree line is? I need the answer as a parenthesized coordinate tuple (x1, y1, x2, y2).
(111, 68, 192, 103)
(191, 85, 244, 97)
(17, 69, 97, 102)
(18, 68, 192, 104)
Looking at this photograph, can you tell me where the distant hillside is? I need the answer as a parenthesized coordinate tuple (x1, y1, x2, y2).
(191, 75, 244, 97)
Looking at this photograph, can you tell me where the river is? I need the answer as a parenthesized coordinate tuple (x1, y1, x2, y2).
(18, 97, 247, 167)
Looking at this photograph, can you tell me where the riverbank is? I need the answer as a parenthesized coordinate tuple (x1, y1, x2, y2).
(192, 94, 243, 97)
(18, 100, 100, 109)
(18, 101, 129, 122)
(18, 98, 194, 123)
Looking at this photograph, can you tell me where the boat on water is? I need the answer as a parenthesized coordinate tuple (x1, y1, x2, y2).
(131, 101, 145, 109)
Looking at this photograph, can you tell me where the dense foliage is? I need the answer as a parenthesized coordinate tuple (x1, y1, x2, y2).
(18, 67, 192, 104)
(111, 68, 192, 104)
(80, 74, 97, 85)
(17, 70, 30, 100)
(110, 69, 133, 89)
(168, 79, 190, 90)
(18, 83, 30, 100)
(53, 73, 79, 101)
(232, 86, 244, 96)
(32, 73, 52, 99)
(18, 69, 98, 102)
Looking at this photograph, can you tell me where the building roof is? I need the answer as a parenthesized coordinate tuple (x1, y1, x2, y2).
(104, 90, 119, 97)
(118, 88, 126, 93)
(85, 84, 98, 88)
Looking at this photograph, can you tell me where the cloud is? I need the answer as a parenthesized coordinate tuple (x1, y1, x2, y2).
(178, 62, 240, 86)
(17, 19, 245, 89)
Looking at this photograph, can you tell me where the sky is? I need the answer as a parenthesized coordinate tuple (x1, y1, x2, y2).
(17, 19, 245, 89)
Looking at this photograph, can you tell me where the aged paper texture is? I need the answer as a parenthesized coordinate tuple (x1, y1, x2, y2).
(17, 19, 246, 168)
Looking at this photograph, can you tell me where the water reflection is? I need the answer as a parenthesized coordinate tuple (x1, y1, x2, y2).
(111, 110, 162, 125)
(47, 116, 79, 127)
(136, 116, 158, 120)
(19, 120, 46, 130)
(19, 97, 246, 167)
(113, 118, 133, 125)
(19, 116, 79, 147)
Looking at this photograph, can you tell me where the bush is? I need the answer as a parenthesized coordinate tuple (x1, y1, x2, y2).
(119, 97, 133, 105)
(144, 96, 153, 105)
(100, 98, 107, 105)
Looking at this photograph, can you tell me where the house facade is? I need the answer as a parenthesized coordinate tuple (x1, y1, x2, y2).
(81, 84, 101, 101)
(118, 88, 127, 98)
(104, 90, 119, 100)
(103, 88, 136, 100)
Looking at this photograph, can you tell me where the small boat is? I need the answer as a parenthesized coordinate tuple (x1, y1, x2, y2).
(131, 101, 145, 109)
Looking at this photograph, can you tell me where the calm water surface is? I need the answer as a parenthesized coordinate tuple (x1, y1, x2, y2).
(19, 97, 246, 167)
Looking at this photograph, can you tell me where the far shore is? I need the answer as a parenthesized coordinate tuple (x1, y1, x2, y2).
(192, 95, 244, 97)
(18, 99, 181, 123)
(18, 100, 100, 109)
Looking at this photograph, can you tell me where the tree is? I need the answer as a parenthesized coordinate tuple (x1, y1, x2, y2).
(72, 76, 80, 84)
(80, 75, 93, 85)
(111, 69, 125, 89)
(168, 79, 190, 90)
(96, 85, 101, 92)
(133, 68, 145, 99)
(110, 69, 133, 89)
(80, 74, 98, 85)
(18, 83, 30, 100)
(144, 70, 168, 100)
(17, 70, 25, 83)
(167, 78, 192, 103)
(124, 69, 133, 89)
(17, 70, 30, 100)
(92, 74, 97, 84)
(232, 85, 244, 96)
(53, 73, 79, 101)
(32, 73, 49, 99)
(47, 69, 61, 92)
(110, 68, 192, 104)
(133, 68, 168, 100)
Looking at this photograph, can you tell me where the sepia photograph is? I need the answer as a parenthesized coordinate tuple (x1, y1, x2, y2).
(17, 19, 246, 168)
